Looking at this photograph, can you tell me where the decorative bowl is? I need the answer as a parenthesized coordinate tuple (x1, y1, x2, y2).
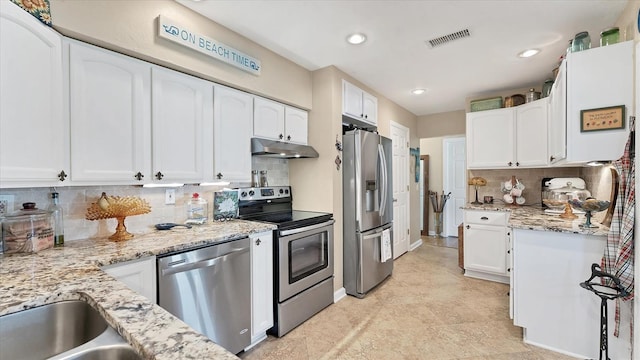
(569, 199, 610, 212)
(543, 199, 567, 211)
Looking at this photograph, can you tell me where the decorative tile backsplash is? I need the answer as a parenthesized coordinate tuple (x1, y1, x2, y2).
(0, 157, 290, 242)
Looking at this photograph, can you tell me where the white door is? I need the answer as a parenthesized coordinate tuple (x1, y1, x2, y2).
(390, 121, 409, 259)
(443, 137, 466, 236)
(151, 66, 211, 183)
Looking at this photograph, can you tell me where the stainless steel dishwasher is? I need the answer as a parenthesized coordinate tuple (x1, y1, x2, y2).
(157, 237, 251, 354)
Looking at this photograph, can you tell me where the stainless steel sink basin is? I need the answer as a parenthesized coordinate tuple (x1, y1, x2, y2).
(0, 300, 142, 360)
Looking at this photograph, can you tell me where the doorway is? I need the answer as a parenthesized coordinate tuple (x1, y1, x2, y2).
(420, 155, 429, 236)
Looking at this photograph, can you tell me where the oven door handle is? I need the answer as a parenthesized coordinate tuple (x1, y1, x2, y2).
(280, 219, 335, 236)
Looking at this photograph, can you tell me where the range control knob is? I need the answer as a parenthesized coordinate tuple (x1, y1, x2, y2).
(285, 189, 289, 194)
(279, 188, 284, 194)
(249, 190, 255, 196)
(240, 191, 247, 198)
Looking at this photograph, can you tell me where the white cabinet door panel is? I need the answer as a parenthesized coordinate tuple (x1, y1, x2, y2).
(342, 80, 363, 119)
(69, 41, 151, 183)
(548, 61, 566, 164)
(362, 91, 378, 125)
(463, 223, 507, 275)
(515, 99, 548, 167)
(253, 97, 284, 141)
(249, 232, 273, 345)
(151, 67, 211, 183)
(0, 1, 66, 186)
(101, 256, 157, 304)
(213, 85, 252, 183)
(284, 107, 308, 144)
(466, 109, 514, 169)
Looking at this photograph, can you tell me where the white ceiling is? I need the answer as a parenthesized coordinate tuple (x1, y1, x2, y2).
(177, 0, 629, 116)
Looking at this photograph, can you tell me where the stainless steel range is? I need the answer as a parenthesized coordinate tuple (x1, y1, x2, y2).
(237, 186, 334, 337)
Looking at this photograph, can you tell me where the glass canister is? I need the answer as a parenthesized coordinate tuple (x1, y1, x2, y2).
(525, 88, 540, 103)
(2, 202, 54, 253)
(571, 31, 591, 52)
(186, 193, 208, 225)
(259, 170, 268, 187)
(542, 79, 554, 98)
(251, 170, 259, 187)
(600, 27, 619, 46)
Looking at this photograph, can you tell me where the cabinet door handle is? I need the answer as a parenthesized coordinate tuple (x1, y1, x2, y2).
(216, 173, 223, 179)
(279, 134, 284, 140)
(516, 162, 520, 167)
(550, 156, 556, 162)
(57, 170, 68, 182)
(508, 161, 513, 166)
(287, 135, 291, 141)
(134, 172, 144, 181)
(480, 216, 489, 220)
(507, 268, 511, 272)
(155, 171, 164, 180)
(507, 250, 511, 254)
(255, 239, 261, 246)
(465, 225, 470, 229)
(364, 114, 368, 119)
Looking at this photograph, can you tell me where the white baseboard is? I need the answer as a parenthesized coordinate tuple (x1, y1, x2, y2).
(334, 287, 346, 303)
(523, 337, 587, 359)
(409, 239, 423, 251)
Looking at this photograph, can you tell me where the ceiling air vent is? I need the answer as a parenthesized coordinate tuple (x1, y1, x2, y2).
(427, 29, 470, 48)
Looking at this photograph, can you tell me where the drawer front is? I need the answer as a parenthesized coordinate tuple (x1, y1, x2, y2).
(464, 210, 508, 226)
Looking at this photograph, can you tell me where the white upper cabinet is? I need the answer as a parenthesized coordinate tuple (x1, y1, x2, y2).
(548, 60, 567, 164)
(68, 40, 151, 184)
(514, 99, 548, 167)
(467, 98, 548, 169)
(213, 85, 253, 183)
(342, 80, 377, 126)
(253, 97, 285, 141)
(283, 106, 308, 145)
(253, 96, 308, 145)
(562, 41, 633, 164)
(466, 108, 514, 168)
(0, 1, 67, 187)
(151, 66, 212, 184)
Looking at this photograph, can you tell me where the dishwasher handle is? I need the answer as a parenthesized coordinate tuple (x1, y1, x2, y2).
(160, 246, 249, 276)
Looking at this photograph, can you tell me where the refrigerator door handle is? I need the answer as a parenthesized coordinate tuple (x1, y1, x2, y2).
(378, 143, 388, 218)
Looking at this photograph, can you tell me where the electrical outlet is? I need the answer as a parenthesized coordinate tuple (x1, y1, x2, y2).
(165, 189, 176, 205)
(0, 195, 15, 217)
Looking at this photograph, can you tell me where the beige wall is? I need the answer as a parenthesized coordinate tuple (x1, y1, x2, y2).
(417, 110, 465, 139)
(50, 0, 312, 109)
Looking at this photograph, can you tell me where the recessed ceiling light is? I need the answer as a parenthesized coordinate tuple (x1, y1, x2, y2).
(412, 89, 426, 95)
(518, 49, 540, 58)
(346, 33, 367, 45)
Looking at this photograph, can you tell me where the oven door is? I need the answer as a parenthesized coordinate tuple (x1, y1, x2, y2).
(278, 220, 334, 302)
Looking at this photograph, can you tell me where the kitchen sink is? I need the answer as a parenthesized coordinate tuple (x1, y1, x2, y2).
(0, 300, 142, 360)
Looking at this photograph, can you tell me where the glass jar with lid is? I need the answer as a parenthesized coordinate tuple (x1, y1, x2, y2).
(1, 202, 54, 253)
(542, 79, 554, 98)
(600, 27, 619, 46)
(571, 31, 591, 52)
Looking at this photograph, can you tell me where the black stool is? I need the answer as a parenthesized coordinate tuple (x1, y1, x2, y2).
(580, 263, 628, 360)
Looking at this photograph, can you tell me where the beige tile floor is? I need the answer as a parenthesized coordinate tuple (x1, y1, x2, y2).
(240, 243, 575, 360)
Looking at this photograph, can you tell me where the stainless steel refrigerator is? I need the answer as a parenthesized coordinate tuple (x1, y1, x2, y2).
(343, 128, 393, 298)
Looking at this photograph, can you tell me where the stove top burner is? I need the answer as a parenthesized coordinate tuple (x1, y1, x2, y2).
(241, 210, 332, 231)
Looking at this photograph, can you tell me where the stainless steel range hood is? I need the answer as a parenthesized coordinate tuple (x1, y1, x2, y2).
(251, 138, 319, 158)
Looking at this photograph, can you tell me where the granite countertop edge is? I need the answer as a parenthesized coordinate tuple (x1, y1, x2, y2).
(462, 203, 610, 237)
(0, 219, 277, 360)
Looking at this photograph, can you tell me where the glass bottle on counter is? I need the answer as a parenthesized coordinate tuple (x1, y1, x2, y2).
(600, 27, 619, 46)
(48, 192, 64, 247)
(186, 193, 208, 224)
(571, 31, 591, 52)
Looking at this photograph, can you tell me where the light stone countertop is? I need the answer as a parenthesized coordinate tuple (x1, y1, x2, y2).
(0, 219, 277, 360)
(463, 203, 609, 237)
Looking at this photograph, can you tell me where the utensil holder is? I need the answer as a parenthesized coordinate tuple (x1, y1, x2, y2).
(433, 212, 443, 237)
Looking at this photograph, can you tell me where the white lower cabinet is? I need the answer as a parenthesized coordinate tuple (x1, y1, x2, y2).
(463, 210, 509, 284)
(248, 231, 273, 349)
(101, 256, 156, 304)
